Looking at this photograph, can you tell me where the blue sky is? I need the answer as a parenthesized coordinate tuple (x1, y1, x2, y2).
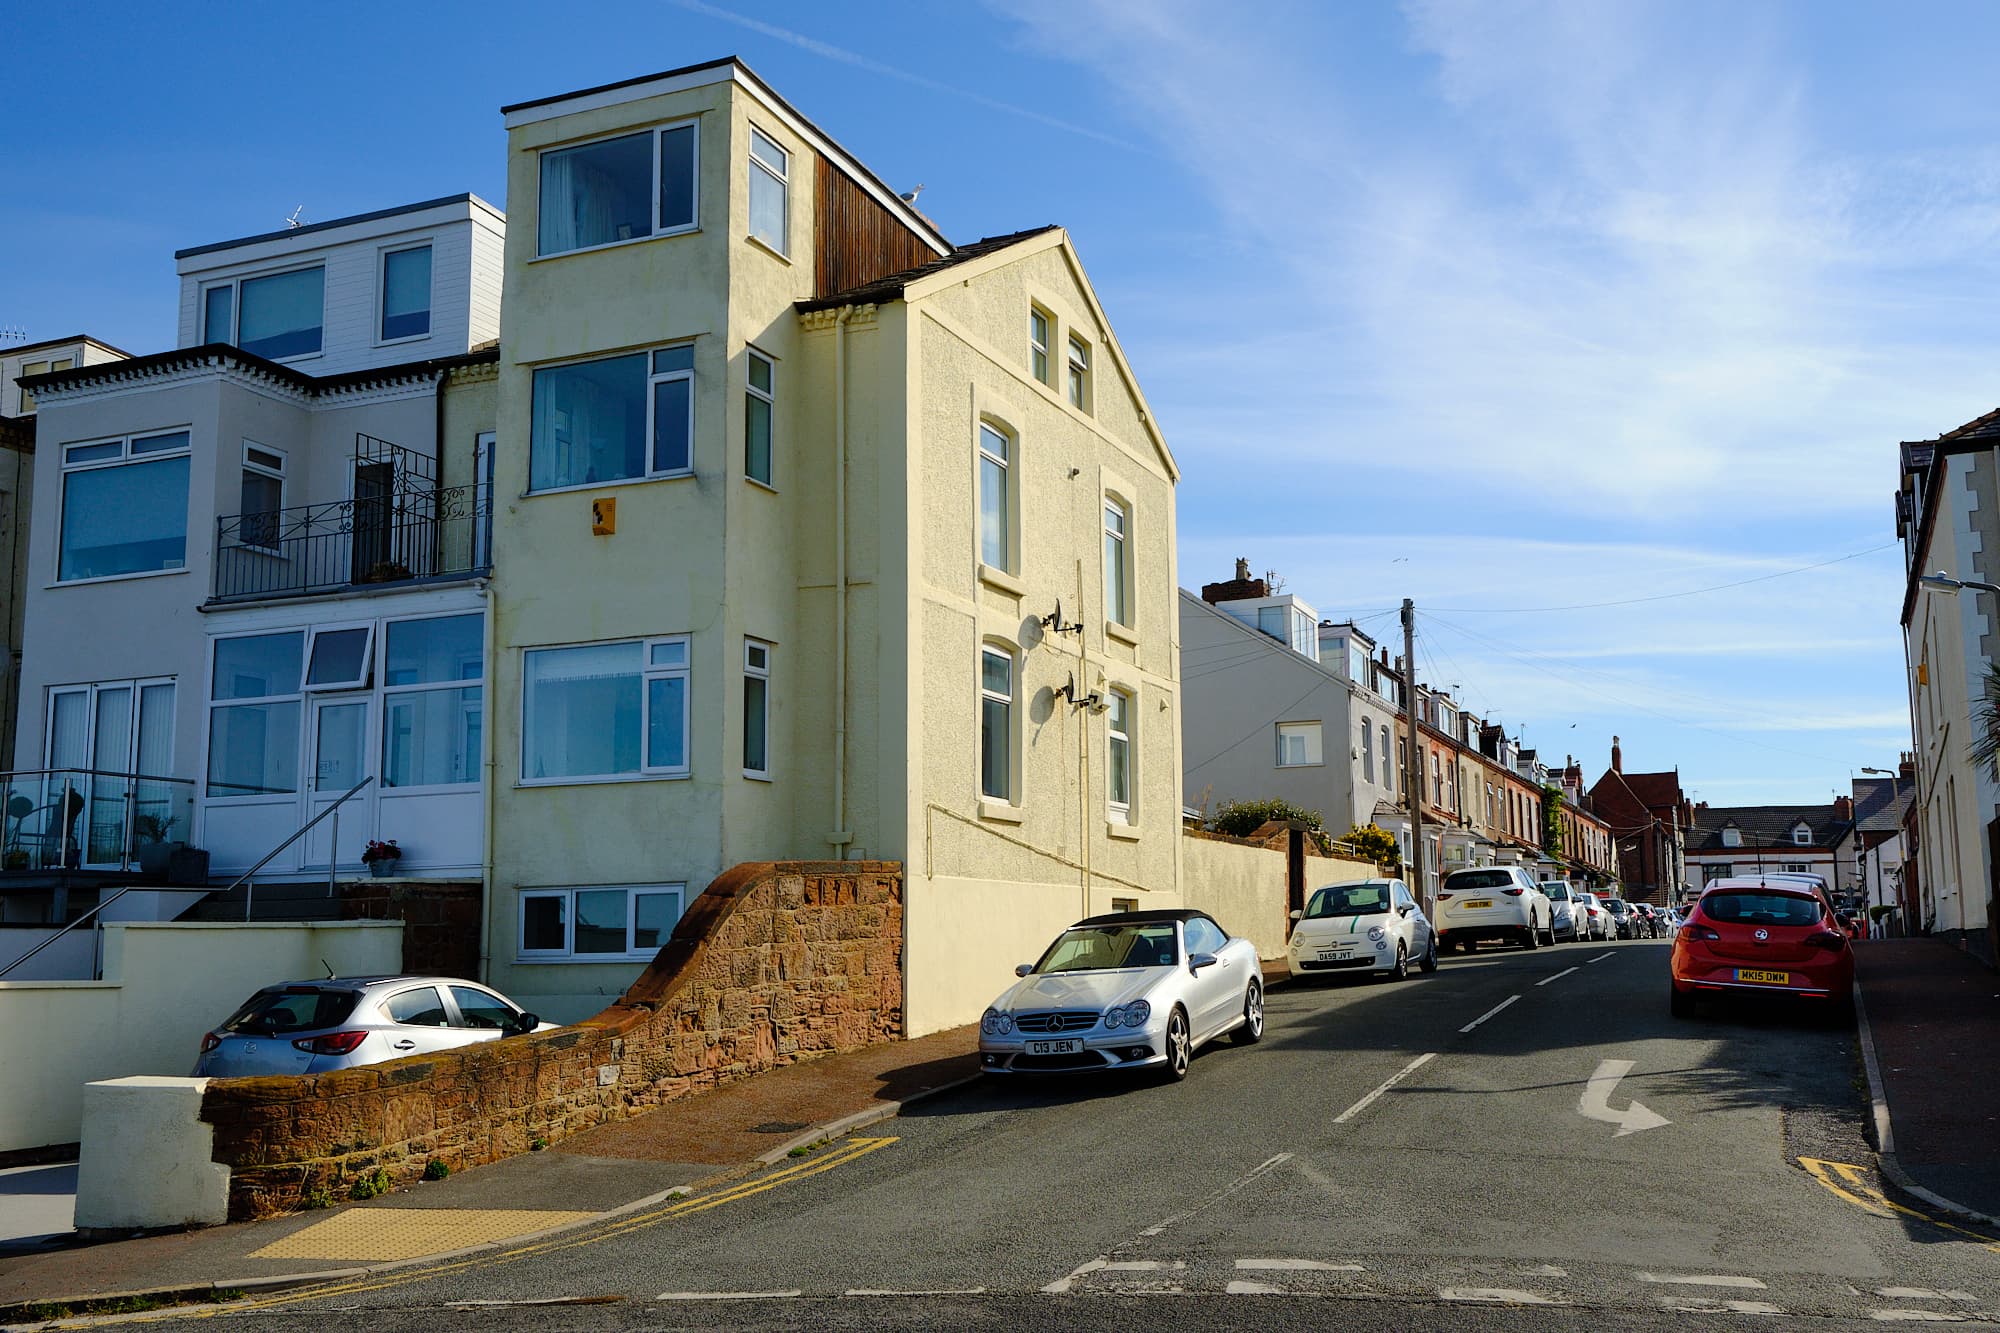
(7, 0, 1993, 807)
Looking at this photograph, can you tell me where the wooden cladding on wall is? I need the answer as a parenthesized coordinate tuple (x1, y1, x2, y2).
(814, 152, 939, 299)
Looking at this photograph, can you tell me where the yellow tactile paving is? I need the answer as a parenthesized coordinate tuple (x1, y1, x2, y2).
(249, 1208, 597, 1262)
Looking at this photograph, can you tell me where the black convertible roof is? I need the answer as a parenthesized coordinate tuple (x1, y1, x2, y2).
(1073, 909, 1209, 928)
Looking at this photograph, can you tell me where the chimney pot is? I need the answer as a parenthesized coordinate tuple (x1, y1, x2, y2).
(1611, 736, 1623, 773)
(1234, 556, 1251, 581)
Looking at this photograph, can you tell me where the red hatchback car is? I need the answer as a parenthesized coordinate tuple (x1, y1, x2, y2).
(1669, 879, 1854, 1022)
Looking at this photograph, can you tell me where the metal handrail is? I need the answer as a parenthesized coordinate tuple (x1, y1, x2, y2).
(0, 885, 143, 981)
(224, 776, 375, 920)
(2, 767, 196, 785)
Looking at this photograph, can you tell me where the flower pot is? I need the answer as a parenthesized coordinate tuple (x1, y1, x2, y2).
(368, 859, 400, 878)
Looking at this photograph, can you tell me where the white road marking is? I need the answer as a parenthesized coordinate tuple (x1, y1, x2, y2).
(1439, 1287, 1560, 1305)
(1236, 1258, 1365, 1272)
(1657, 1296, 1784, 1315)
(845, 1288, 987, 1297)
(1867, 1312, 1968, 1323)
(1877, 1289, 1978, 1302)
(1333, 1053, 1438, 1123)
(1227, 1280, 1285, 1295)
(1520, 1264, 1568, 1277)
(1581, 1060, 1671, 1136)
(1639, 1273, 1768, 1289)
(1103, 1261, 1185, 1272)
(1138, 1152, 1294, 1236)
(655, 1291, 802, 1300)
(1042, 1259, 1106, 1293)
(1588, 951, 1615, 963)
(1460, 996, 1520, 1034)
(1536, 967, 1580, 987)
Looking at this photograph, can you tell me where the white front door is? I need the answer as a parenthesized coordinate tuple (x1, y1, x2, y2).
(303, 696, 372, 869)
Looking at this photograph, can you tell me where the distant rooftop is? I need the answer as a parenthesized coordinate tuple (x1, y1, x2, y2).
(176, 193, 503, 260)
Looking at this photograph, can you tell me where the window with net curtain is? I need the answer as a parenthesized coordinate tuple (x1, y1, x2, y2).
(530, 354, 646, 490)
(523, 643, 644, 780)
(537, 125, 695, 257)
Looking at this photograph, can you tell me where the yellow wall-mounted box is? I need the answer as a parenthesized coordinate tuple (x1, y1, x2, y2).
(591, 497, 616, 536)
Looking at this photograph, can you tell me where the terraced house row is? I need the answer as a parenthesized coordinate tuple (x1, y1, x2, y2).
(0, 58, 1181, 1035)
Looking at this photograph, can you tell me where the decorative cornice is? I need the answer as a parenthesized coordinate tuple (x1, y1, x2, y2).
(798, 304, 878, 331)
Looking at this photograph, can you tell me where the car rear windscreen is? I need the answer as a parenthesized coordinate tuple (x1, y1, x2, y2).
(1701, 892, 1821, 927)
(222, 988, 361, 1035)
(1446, 870, 1514, 890)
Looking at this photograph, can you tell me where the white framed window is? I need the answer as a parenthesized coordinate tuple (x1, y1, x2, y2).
(1102, 496, 1130, 627)
(379, 244, 433, 342)
(537, 120, 698, 257)
(1360, 716, 1374, 783)
(978, 421, 1014, 573)
(203, 266, 326, 359)
(1380, 725, 1393, 794)
(1792, 825, 1811, 846)
(238, 442, 286, 551)
(980, 645, 1015, 801)
(1067, 334, 1092, 412)
(58, 429, 192, 582)
(518, 884, 685, 961)
(207, 631, 305, 799)
(1029, 307, 1051, 383)
(1781, 861, 1813, 873)
(1721, 826, 1741, 848)
(745, 349, 774, 486)
(744, 638, 771, 779)
(381, 612, 484, 789)
(1107, 686, 1133, 822)
(521, 635, 690, 782)
(303, 624, 374, 692)
(528, 343, 694, 492)
(1276, 720, 1322, 767)
(16, 355, 71, 414)
(748, 125, 789, 254)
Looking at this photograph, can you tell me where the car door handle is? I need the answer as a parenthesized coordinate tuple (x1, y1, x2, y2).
(392, 1039, 416, 1050)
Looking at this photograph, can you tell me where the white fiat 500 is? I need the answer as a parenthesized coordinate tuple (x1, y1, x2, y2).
(1435, 866, 1554, 952)
(1287, 878, 1436, 980)
(1539, 881, 1583, 942)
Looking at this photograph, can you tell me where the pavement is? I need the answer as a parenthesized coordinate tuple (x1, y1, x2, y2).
(0, 1022, 980, 1320)
(1852, 935, 2000, 1220)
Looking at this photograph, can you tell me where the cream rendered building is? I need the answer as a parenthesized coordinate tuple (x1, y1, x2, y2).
(486, 60, 1182, 1031)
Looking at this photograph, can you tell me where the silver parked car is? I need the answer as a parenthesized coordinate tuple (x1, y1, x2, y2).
(978, 910, 1262, 1081)
(192, 975, 552, 1078)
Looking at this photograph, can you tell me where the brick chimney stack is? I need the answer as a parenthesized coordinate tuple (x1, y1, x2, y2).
(1200, 556, 1269, 605)
(1611, 735, 1623, 773)
(1835, 794, 1854, 821)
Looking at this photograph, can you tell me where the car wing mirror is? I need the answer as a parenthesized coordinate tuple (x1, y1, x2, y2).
(1014, 963, 1035, 977)
(1398, 904, 1413, 916)
(1288, 909, 1303, 921)
(1189, 952, 1219, 972)
(512, 1012, 540, 1033)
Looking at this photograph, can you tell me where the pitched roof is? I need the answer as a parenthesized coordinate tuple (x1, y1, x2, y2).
(2, 333, 134, 360)
(1688, 803, 1850, 852)
(796, 226, 1059, 313)
(1851, 776, 1913, 833)
(1621, 770, 1683, 810)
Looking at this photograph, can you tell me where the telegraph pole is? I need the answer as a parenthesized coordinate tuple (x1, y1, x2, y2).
(1403, 598, 1427, 915)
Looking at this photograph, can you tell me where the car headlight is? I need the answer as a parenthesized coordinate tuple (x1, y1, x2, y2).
(1108, 999, 1151, 1029)
(980, 1009, 1013, 1036)
(1367, 926, 1385, 942)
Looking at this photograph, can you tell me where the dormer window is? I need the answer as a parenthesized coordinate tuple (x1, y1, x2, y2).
(379, 246, 433, 342)
(1721, 825, 1741, 848)
(1792, 824, 1812, 846)
(204, 266, 326, 360)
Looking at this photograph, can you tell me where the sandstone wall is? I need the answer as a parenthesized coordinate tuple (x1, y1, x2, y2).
(200, 861, 902, 1219)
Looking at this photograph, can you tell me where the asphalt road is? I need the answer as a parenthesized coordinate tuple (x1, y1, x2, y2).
(129, 938, 2000, 1331)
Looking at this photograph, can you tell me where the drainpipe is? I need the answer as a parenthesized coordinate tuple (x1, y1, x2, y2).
(829, 305, 856, 860)
(477, 578, 497, 983)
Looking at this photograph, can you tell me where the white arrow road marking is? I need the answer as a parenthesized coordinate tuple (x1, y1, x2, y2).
(1582, 1060, 1671, 1136)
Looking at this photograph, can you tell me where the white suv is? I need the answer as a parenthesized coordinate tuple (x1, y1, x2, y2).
(1436, 866, 1554, 953)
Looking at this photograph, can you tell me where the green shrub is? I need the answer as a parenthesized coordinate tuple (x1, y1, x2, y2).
(422, 1158, 450, 1181)
(347, 1167, 392, 1201)
(1341, 823, 1401, 870)
(1211, 798, 1323, 839)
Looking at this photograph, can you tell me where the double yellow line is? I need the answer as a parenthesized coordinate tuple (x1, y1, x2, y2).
(1799, 1156, 2000, 1252)
(162, 1136, 899, 1319)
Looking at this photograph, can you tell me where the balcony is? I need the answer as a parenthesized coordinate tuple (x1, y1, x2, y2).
(211, 433, 492, 603)
(3, 768, 198, 875)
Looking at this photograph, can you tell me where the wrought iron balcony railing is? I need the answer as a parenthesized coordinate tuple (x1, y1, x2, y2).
(213, 481, 492, 601)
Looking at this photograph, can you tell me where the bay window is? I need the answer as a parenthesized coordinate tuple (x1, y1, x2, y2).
(59, 430, 191, 582)
(537, 121, 698, 257)
(522, 635, 689, 782)
(529, 344, 694, 492)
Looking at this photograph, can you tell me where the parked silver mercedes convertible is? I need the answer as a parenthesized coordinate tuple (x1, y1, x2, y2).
(978, 909, 1263, 1080)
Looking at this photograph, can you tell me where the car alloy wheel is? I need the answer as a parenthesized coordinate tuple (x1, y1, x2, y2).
(1387, 942, 1408, 981)
(1522, 917, 1540, 950)
(1163, 1007, 1192, 1081)
(1420, 936, 1439, 973)
(1236, 980, 1264, 1044)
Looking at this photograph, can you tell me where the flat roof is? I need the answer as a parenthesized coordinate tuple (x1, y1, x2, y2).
(2, 333, 133, 359)
(176, 193, 503, 260)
